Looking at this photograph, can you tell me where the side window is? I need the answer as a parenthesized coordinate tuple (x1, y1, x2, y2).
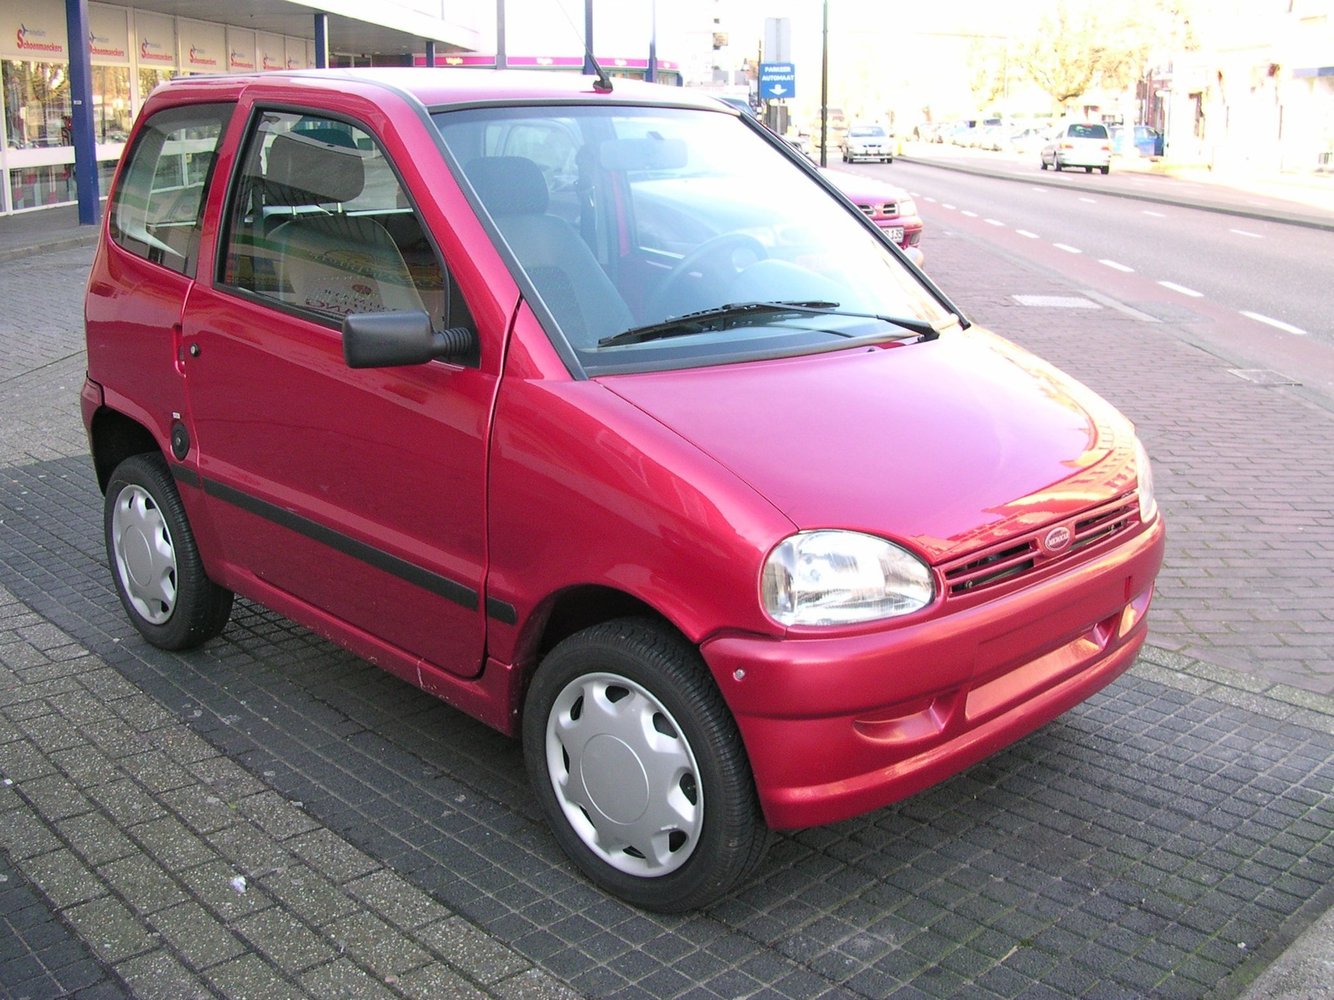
(109, 102, 233, 276)
(221, 111, 471, 344)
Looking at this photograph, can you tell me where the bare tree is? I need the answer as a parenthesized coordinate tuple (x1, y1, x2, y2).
(1013, 0, 1193, 109)
(965, 38, 1007, 113)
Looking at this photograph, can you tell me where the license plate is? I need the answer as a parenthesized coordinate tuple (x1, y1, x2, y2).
(885, 226, 904, 243)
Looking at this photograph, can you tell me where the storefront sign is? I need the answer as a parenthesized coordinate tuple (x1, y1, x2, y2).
(179, 19, 225, 73)
(135, 10, 177, 68)
(284, 36, 309, 71)
(88, 4, 129, 65)
(257, 32, 285, 72)
(227, 28, 257, 73)
(2, 0, 67, 60)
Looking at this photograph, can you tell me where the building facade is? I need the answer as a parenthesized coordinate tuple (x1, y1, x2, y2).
(1, 0, 700, 219)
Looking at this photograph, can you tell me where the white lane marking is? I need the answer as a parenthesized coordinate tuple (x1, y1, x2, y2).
(1230, 228, 1263, 239)
(1241, 311, 1307, 335)
(984, 218, 1005, 226)
(1142, 210, 1166, 217)
(1100, 259, 1134, 272)
(1079, 197, 1097, 204)
(1015, 229, 1040, 239)
(1081, 289, 1161, 323)
(961, 210, 979, 217)
(1053, 243, 1082, 254)
(1013, 295, 1100, 308)
(942, 203, 957, 210)
(923, 196, 938, 203)
(1159, 280, 1203, 297)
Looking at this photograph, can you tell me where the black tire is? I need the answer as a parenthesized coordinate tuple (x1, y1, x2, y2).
(1040, 159, 1048, 170)
(1085, 165, 1093, 173)
(1100, 165, 1110, 175)
(522, 618, 769, 911)
(104, 453, 233, 650)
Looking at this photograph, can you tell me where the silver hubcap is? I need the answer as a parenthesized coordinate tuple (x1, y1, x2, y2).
(545, 672, 702, 877)
(110, 484, 177, 625)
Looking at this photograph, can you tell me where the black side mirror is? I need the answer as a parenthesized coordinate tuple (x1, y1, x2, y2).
(342, 310, 477, 368)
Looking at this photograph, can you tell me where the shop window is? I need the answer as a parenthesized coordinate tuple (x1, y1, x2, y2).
(6, 159, 117, 211)
(108, 103, 233, 276)
(3, 60, 71, 149)
(3, 61, 132, 149)
(93, 66, 133, 143)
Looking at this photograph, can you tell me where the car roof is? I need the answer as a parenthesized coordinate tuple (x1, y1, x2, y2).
(146, 67, 728, 114)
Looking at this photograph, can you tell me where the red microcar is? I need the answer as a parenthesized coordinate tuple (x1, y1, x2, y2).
(83, 68, 1164, 911)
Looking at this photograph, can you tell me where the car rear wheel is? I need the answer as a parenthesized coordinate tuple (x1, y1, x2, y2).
(1100, 165, 1110, 175)
(523, 618, 768, 911)
(105, 453, 233, 650)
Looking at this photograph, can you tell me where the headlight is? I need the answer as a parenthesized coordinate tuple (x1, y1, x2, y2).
(1135, 437, 1158, 524)
(761, 530, 934, 626)
(897, 197, 917, 218)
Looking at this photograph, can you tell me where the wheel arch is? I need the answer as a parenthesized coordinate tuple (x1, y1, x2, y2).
(88, 407, 161, 493)
(510, 585, 699, 713)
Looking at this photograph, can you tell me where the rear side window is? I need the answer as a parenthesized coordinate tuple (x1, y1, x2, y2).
(1068, 124, 1108, 140)
(109, 103, 233, 277)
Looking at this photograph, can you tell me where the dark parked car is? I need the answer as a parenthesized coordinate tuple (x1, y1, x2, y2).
(84, 68, 1163, 911)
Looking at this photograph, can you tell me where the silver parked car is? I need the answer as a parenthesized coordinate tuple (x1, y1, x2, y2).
(1040, 122, 1112, 174)
(841, 123, 894, 163)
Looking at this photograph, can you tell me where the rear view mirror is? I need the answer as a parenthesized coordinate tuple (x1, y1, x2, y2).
(599, 137, 688, 171)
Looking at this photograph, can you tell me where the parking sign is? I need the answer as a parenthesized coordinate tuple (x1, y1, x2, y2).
(758, 62, 796, 100)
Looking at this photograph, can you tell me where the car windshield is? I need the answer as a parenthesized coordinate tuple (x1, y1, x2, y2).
(849, 126, 885, 137)
(1069, 124, 1109, 139)
(431, 104, 954, 374)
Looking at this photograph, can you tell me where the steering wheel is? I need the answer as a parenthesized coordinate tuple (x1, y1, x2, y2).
(647, 232, 768, 319)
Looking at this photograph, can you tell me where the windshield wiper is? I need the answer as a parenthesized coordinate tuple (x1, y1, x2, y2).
(598, 300, 949, 348)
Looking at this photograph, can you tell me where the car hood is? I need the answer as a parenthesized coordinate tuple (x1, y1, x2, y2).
(600, 328, 1135, 564)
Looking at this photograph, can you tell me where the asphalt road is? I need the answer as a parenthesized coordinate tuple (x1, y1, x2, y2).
(837, 158, 1334, 405)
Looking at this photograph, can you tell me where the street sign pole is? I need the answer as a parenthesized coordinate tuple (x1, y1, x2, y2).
(820, 0, 829, 166)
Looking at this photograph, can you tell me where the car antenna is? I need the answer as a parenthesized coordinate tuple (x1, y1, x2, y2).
(587, 52, 613, 93)
(562, 1, 612, 93)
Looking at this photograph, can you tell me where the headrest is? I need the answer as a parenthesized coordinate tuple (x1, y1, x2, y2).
(465, 157, 548, 216)
(265, 130, 365, 205)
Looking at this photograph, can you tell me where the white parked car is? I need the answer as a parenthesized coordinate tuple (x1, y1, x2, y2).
(1041, 122, 1112, 174)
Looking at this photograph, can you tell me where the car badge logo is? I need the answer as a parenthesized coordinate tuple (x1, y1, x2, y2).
(1041, 525, 1073, 555)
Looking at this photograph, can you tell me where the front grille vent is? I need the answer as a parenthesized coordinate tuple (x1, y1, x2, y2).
(943, 493, 1140, 597)
(856, 202, 896, 218)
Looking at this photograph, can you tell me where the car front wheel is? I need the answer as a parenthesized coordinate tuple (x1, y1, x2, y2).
(105, 453, 233, 650)
(523, 618, 768, 911)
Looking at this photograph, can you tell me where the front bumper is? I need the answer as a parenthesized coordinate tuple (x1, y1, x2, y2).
(702, 517, 1165, 829)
